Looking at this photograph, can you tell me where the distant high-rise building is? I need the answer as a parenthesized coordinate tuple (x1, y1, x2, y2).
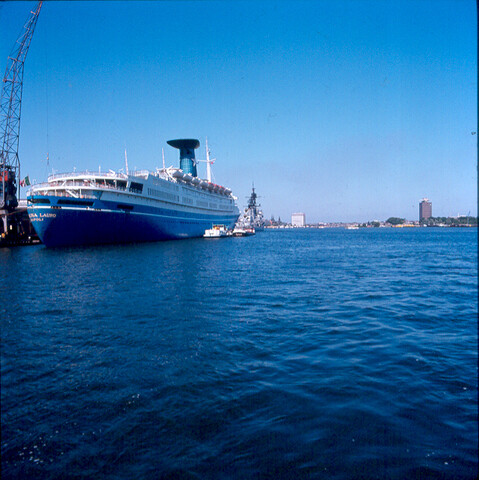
(419, 198, 432, 220)
(292, 212, 305, 227)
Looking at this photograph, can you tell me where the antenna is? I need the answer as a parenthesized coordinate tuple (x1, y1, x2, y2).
(162, 148, 165, 170)
(124, 147, 129, 175)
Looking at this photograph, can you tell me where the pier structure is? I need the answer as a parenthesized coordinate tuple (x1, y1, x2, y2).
(0, 200, 39, 247)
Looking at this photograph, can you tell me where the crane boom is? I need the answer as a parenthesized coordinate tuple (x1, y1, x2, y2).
(0, 1, 43, 210)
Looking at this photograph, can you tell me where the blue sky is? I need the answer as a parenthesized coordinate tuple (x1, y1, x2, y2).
(1, 0, 476, 222)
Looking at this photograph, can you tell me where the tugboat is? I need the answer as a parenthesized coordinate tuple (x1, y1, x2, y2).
(204, 225, 229, 238)
(232, 225, 255, 237)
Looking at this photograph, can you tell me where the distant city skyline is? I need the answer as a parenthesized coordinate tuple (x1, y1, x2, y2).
(1, 0, 476, 223)
(274, 195, 477, 225)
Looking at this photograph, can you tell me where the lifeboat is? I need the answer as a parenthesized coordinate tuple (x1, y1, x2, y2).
(171, 170, 185, 180)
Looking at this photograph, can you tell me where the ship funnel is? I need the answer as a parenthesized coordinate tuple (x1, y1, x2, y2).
(167, 139, 200, 177)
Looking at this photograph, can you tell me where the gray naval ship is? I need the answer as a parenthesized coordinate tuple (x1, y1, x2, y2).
(236, 185, 265, 232)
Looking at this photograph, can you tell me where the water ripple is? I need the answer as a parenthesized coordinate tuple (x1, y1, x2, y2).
(1, 228, 477, 479)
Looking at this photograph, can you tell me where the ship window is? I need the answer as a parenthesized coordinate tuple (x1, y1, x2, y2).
(29, 197, 51, 204)
(117, 181, 127, 189)
(118, 204, 134, 211)
(58, 199, 94, 207)
(130, 182, 143, 193)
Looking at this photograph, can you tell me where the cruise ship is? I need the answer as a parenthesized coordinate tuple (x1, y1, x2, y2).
(27, 139, 239, 247)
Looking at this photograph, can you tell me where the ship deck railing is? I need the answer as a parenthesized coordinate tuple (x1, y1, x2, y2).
(132, 170, 149, 178)
(29, 181, 128, 191)
(26, 188, 98, 199)
(26, 182, 131, 199)
(47, 171, 129, 182)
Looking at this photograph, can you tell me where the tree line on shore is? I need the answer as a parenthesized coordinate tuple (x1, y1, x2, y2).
(386, 216, 477, 226)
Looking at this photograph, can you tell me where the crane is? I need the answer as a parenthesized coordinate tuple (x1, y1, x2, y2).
(1, 1, 43, 214)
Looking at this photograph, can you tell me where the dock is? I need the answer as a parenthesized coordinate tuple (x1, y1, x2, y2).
(0, 200, 40, 247)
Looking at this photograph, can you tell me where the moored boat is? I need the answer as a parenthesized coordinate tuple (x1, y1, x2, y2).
(232, 226, 255, 237)
(235, 184, 265, 232)
(204, 225, 229, 238)
(27, 139, 239, 247)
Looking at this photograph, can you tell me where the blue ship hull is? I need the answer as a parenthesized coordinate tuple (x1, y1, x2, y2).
(28, 197, 238, 247)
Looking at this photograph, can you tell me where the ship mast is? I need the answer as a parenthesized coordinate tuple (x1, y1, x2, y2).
(196, 137, 216, 181)
(124, 148, 129, 175)
(205, 137, 212, 183)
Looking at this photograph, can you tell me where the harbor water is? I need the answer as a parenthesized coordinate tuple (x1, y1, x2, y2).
(1, 228, 477, 479)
